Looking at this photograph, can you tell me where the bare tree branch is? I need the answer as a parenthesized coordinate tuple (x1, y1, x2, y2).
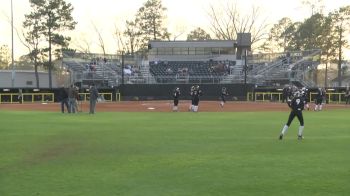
(207, 0, 269, 49)
(91, 20, 106, 56)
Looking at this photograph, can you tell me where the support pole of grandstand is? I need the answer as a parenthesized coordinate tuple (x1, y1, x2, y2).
(244, 49, 248, 95)
(11, 0, 15, 88)
(121, 51, 124, 86)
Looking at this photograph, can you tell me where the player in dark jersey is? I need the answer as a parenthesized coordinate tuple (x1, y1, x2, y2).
(279, 90, 305, 140)
(345, 87, 350, 105)
(172, 87, 180, 112)
(191, 85, 202, 112)
(220, 87, 229, 108)
(301, 87, 310, 110)
(314, 87, 325, 111)
(189, 85, 195, 111)
(282, 85, 291, 103)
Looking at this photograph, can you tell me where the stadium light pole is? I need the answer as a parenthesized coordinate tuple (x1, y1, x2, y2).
(244, 49, 247, 86)
(244, 49, 248, 97)
(11, 0, 15, 88)
(121, 51, 124, 86)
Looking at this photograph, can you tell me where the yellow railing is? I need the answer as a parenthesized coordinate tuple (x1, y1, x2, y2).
(247, 92, 347, 104)
(0, 93, 55, 103)
(116, 93, 121, 101)
(78, 93, 113, 102)
(0, 92, 121, 103)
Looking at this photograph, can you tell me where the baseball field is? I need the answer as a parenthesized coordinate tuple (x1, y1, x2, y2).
(0, 101, 349, 195)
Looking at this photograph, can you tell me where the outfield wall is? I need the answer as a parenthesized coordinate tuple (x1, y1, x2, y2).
(1, 85, 350, 103)
(0, 84, 254, 103)
(117, 84, 254, 101)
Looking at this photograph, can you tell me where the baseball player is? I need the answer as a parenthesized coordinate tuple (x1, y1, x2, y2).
(314, 87, 325, 111)
(172, 87, 181, 112)
(279, 90, 305, 140)
(220, 87, 229, 108)
(191, 85, 202, 112)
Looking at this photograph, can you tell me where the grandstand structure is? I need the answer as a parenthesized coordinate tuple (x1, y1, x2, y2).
(148, 40, 240, 84)
(246, 49, 321, 87)
(63, 52, 125, 87)
(62, 37, 321, 88)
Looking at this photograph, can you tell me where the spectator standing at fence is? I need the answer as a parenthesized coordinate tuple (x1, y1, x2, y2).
(279, 90, 305, 140)
(68, 85, 76, 113)
(73, 86, 80, 112)
(172, 87, 180, 112)
(58, 86, 69, 113)
(89, 84, 99, 114)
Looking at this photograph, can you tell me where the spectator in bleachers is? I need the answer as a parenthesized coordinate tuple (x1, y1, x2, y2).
(166, 67, 173, 75)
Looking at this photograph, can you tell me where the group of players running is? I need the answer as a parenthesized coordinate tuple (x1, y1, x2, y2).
(172, 85, 229, 112)
(172, 84, 328, 141)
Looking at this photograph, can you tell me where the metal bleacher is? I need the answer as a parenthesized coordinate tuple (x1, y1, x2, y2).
(246, 50, 321, 87)
(149, 61, 231, 84)
(63, 52, 122, 87)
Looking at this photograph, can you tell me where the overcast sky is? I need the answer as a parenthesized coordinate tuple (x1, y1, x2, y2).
(0, 0, 349, 59)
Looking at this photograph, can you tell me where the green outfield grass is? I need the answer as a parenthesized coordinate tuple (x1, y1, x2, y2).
(0, 109, 349, 196)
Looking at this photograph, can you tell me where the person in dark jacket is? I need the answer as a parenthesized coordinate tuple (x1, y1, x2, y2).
(279, 90, 305, 140)
(58, 87, 69, 113)
(89, 84, 99, 114)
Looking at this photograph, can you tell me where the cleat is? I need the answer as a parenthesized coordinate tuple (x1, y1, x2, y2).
(279, 134, 283, 140)
(298, 135, 303, 140)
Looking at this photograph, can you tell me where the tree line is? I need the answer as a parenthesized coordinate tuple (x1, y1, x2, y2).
(0, 0, 349, 88)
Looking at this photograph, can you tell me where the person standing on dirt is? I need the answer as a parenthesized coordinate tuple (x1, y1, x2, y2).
(68, 85, 76, 113)
(282, 86, 290, 103)
(191, 85, 202, 112)
(18, 88, 23, 104)
(345, 87, 350, 105)
(314, 87, 325, 111)
(58, 86, 69, 113)
(172, 87, 181, 112)
(220, 87, 229, 108)
(89, 84, 99, 114)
